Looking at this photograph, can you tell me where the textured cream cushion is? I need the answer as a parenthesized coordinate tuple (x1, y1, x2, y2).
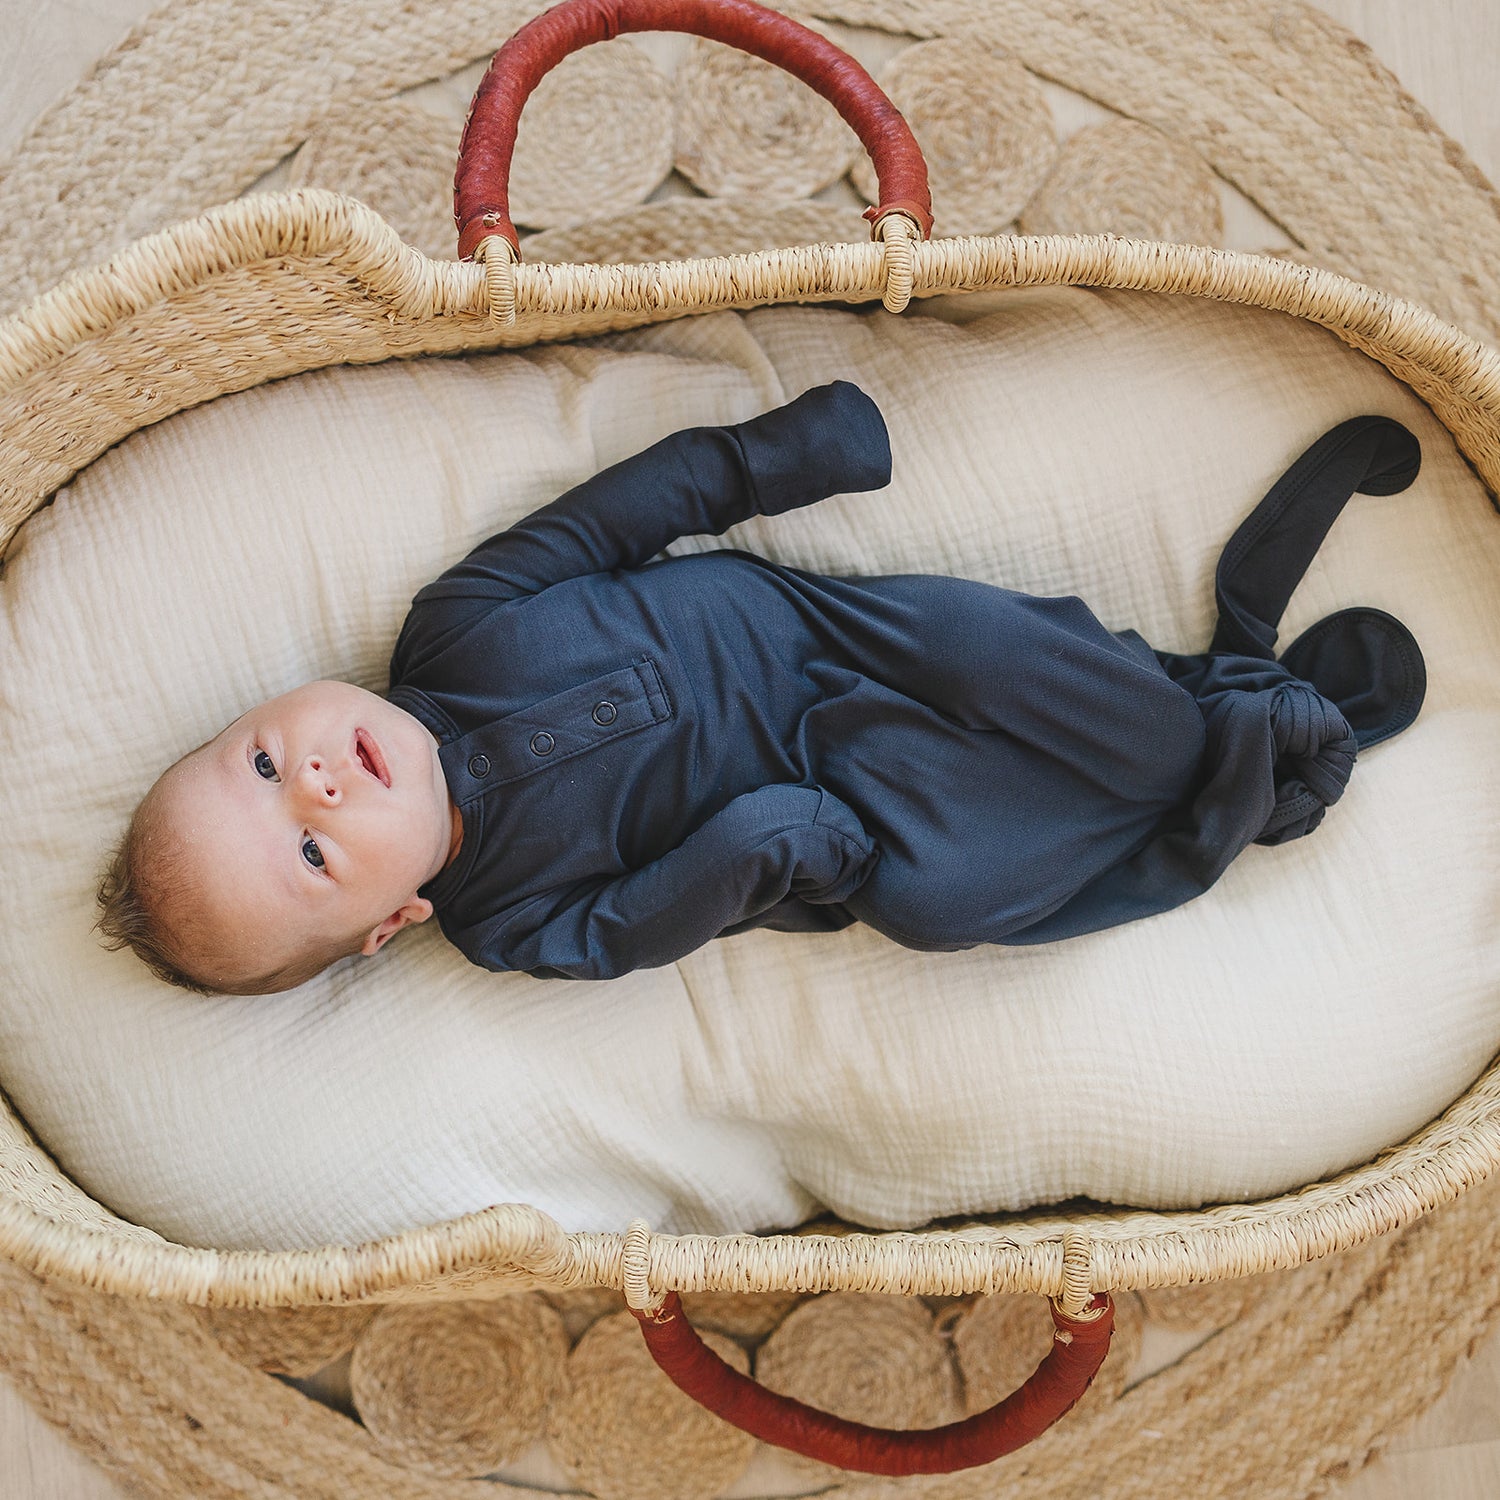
(1, 289, 1497, 1250)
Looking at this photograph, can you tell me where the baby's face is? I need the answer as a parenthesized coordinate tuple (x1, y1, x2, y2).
(164, 681, 459, 980)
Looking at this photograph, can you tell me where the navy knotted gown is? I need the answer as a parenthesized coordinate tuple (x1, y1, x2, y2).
(387, 382, 1425, 980)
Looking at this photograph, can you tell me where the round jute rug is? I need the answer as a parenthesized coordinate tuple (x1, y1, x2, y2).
(3, 2, 1500, 1497)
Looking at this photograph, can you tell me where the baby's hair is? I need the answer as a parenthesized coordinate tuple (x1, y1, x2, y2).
(95, 758, 364, 996)
(96, 796, 216, 995)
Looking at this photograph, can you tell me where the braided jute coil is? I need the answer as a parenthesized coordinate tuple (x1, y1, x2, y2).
(1019, 118, 1225, 245)
(541, 1286, 628, 1339)
(673, 20, 861, 199)
(1137, 1272, 1282, 1331)
(348, 1296, 570, 1476)
(677, 1288, 808, 1341)
(848, 38, 1057, 237)
(199, 1303, 377, 1377)
(948, 1290, 1145, 1415)
(547, 1310, 757, 1500)
(286, 45, 676, 250)
(754, 1293, 966, 1481)
(289, 98, 464, 261)
(504, 39, 676, 230)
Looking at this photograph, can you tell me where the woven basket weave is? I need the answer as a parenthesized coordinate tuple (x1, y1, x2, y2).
(3, 0, 1500, 1369)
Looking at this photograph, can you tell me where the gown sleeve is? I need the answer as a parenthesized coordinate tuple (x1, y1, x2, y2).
(403, 380, 890, 609)
(445, 785, 878, 980)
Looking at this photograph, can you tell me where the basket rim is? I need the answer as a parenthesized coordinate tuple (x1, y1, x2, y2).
(5, 187, 1500, 419)
(3, 187, 1499, 1305)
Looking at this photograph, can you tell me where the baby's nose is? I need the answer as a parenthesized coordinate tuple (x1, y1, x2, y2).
(300, 755, 341, 805)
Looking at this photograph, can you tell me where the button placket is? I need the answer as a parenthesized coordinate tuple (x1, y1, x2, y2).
(445, 658, 671, 795)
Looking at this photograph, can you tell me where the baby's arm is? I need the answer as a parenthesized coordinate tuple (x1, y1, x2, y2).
(449, 785, 878, 981)
(409, 381, 890, 606)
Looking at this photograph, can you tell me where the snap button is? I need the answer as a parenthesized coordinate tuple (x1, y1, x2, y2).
(591, 701, 618, 726)
(529, 731, 555, 756)
(467, 753, 490, 778)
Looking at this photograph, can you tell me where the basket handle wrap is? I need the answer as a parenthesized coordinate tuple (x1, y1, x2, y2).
(629, 1290, 1114, 1476)
(454, 0, 934, 261)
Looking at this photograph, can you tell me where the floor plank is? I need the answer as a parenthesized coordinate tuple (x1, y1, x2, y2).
(1336, 1437, 1500, 1500)
(0, 1369, 127, 1500)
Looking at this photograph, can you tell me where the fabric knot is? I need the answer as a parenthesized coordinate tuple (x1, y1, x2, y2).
(1257, 682, 1357, 845)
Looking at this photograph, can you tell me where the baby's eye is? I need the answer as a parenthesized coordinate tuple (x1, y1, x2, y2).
(301, 836, 325, 871)
(253, 749, 279, 782)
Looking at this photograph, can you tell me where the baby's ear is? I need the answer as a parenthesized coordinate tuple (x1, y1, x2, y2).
(362, 896, 434, 955)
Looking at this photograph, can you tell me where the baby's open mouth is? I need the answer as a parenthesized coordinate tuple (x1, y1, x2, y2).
(354, 729, 391, 788)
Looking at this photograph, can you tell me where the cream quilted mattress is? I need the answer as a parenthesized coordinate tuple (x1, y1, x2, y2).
(1, 286, 1495, 1250)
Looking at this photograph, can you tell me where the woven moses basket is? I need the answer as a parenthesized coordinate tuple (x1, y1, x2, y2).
(6, 0, 1500, 1474)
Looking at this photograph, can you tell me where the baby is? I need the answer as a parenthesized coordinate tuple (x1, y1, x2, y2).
(97, 381, 1426, 993)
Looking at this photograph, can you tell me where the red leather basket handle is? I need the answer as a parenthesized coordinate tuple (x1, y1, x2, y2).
(630, 1290, 1114, 1476)
(454, 0, 934, 261)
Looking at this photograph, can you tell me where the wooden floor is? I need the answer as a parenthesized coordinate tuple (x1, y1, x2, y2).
(2, 1, 1500, 1496)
